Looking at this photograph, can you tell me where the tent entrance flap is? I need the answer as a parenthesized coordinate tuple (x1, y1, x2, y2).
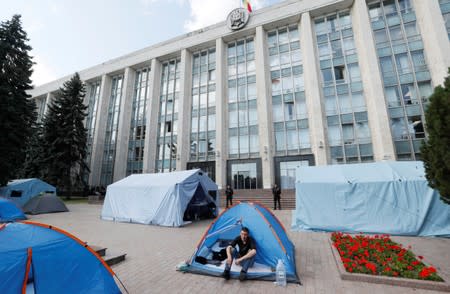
(183, 183, 216, 221)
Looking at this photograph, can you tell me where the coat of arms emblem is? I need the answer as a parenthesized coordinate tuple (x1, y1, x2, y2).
(226, 8, 250, 31)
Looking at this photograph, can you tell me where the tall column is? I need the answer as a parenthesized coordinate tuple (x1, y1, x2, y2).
(176, 49, 193, 171)
(301, 12, 328, 165)
(81, 84, 92, 132)
(215, 38, 227, 189)
(412, 0, 450, 86)
(89, 74, 112, 186)
(143, 58, 161, 173)
(45, 92, 53, 116)
(352, 0, 395, 161)
(113, 67, 136, 181)
(255, 26, 274, 188)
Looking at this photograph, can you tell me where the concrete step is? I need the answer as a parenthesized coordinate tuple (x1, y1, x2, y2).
(90, 245, 126, 266)
(90, 245, 106, 257)
(218, 189, 296, 210)
(104, 252, 127, 267)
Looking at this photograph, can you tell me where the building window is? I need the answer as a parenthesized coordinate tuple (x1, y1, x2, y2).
(156, 58, 180, 172)
(439, 0, 450, 39)
(315, 11, 373, 164)
(268, 25, 311, 156)
(127, 67, 151, 176)
(190, 47, 216, 162)
(100, 75, 123, 185)
(85, 80, 101, 181)
(227, 37, 259, 159)
(369, 0, 432, 160)
(334, 65, 346, 81)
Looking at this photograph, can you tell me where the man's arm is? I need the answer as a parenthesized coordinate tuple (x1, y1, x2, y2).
(235, 249, 256, 265)
(226, 245, 234, 265)
(235, 238, 257, 265)
(226, 238, 238, 265)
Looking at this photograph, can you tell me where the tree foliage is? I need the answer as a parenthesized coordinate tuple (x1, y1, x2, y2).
(0, 15, 36, 186)
(421, 69, 450, 204)
(18, 123, 45, 178)
(41, 73, 88, 199)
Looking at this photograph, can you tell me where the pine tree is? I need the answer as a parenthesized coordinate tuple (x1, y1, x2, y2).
(41, 73, 88, 199)
(421, 69, 450, 204)
(0, 15, 37, 186)
(18, 123, 45, 178)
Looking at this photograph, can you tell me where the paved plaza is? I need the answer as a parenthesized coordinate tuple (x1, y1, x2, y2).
(31, 203, 450, 294)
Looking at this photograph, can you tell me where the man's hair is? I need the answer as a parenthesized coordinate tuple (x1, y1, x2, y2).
(241, 227, 249, 234)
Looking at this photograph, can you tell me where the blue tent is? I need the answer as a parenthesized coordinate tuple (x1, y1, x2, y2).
(0, 198, 26, 222)
(102, 169, 218, 227)
(0, 222, 121, 294)
(186, 202, 299, 283)
(0, 179, 57, 207)
(292, 161, 450, 237)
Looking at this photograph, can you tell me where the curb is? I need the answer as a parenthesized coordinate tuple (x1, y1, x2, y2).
(328, 237, 450, 292)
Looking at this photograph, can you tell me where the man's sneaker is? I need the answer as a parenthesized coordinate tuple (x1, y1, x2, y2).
(239, 270, 247, 281)
(222, 269, 230, 280)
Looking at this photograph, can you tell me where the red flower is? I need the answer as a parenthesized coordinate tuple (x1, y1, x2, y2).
(419, 268, 430, 278)
(331, 232, 441, 281)
(365, 262, 376, 273)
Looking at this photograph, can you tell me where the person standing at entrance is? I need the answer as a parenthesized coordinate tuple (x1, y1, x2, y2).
(272, 184, 281, 210)
(225, 185, 234, 208)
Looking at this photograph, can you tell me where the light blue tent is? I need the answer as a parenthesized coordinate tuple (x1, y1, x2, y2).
(292, 161, 450, 237)
(101, 169, 218, 227)
(0, 198, 26, 222)
(186, 202, 300, 283)
(0, 179, 56, 207)
(0, 222, 121, 293)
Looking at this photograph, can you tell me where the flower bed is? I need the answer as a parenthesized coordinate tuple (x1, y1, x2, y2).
(331, 232, 443, 282)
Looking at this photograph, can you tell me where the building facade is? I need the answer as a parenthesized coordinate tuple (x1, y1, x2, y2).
(30, 0, 450, 190)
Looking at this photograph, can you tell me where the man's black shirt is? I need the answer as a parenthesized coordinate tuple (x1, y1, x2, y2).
(230, 236, 256, 257)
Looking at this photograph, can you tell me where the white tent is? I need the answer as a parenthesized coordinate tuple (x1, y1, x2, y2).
(291, 161, 450, 237)
(101, 169, 218, 227)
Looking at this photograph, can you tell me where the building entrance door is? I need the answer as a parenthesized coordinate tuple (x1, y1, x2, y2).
(229, 161, 260, 189)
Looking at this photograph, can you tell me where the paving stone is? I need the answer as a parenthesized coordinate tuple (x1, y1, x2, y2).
(29, 203, 450, 294)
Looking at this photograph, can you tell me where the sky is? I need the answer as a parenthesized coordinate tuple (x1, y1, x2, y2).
(0, 0, 282, 86)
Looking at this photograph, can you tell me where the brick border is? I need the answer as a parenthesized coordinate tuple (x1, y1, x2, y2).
(328, 237, 450, 292)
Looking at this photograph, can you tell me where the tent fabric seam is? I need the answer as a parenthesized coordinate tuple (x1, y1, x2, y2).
(22, 247, 32, 294)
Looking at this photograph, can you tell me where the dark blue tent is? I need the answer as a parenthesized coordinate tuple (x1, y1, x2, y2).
(0, 178, 57, 207)
(0, 198, 26, 222)
(186, 202, 299, 283)
(0, 222, 121, 294)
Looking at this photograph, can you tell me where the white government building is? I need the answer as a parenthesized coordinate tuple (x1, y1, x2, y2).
(30, 0, 450, 191)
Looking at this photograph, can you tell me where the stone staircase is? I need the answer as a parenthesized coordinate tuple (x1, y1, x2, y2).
(88, 189, 297, 210)
(218, 189, 296, 210)
(90, 245, 126, 266)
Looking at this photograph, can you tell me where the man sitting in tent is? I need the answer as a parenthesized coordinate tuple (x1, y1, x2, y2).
(222, 227, 256, 281)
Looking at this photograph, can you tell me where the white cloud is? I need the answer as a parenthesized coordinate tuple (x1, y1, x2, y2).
(31, 55, 58, 86)
(183, 0, 267, 32)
